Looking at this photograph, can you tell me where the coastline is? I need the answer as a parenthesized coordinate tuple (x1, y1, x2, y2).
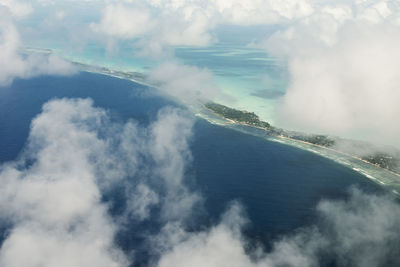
(198, 106, 400, 195)
(81, 63, 400, 195)
(24, 47, 400, 194)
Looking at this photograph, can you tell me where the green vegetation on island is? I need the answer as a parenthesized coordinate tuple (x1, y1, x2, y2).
(204, 102, 400, 175)
(291, 134, 335, 147)
(204, 102, 271, 128)
(205, 102, 335, 146)
(362, 153, 399, 173)
(72, 62, 148, 84)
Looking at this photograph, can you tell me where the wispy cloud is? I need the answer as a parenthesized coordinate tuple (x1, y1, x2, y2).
(148, 61, 226, 106)
(0, 3, 76, 86)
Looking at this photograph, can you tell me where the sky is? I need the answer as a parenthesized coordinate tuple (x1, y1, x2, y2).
(1, 0, 400, 266)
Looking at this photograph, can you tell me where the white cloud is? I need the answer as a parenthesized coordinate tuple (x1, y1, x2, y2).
(0, 98, 200, 266)
(213, 0, 314, 25)
(159, 7, 212, 47)
(91, 2, 214, 54)
(148, 61, 225, 106)
(262, 1, 400, 147)
(91, 4, 153, 39)
(157, 205, 252, 267)
(0, 98, 128, 267)
(127, 183, 159, 220)
(0, 6, 76, 86)
(0, 225, 125, 267)
(149, 107, 201, 222)
(0, 0, 32, 18)
(358, 1, 393, 23)
(89, 0, 315, 54)
(156, 189, 400, 267)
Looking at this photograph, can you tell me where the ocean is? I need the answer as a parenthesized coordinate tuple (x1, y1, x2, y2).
(0, 72, 383, 264)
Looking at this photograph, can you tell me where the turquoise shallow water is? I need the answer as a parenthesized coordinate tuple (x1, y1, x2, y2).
(25, 40, 288, 123)
(175, 45, 288, 123)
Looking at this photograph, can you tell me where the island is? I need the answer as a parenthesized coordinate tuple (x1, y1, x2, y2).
(204, 102, 335, 146)
(204, 102, 400, 175)
(204, 102, 271, 129)
(362, 153, 399, 172)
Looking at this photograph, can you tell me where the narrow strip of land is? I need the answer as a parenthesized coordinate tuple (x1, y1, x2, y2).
(203, 102, 400, 184)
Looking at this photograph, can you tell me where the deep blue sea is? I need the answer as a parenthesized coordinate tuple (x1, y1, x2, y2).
(0, 72, 382, 264)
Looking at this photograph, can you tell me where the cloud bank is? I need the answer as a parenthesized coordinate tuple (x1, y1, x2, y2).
(263, 1, 400, 147)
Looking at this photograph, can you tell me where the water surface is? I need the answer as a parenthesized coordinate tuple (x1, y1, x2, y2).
(0, 72, 382, 262)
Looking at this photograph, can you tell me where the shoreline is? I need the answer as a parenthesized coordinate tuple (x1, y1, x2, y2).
(199, 106, 400, 195)
(25, 47, 400, 194)
(81, 63, 400, 194)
